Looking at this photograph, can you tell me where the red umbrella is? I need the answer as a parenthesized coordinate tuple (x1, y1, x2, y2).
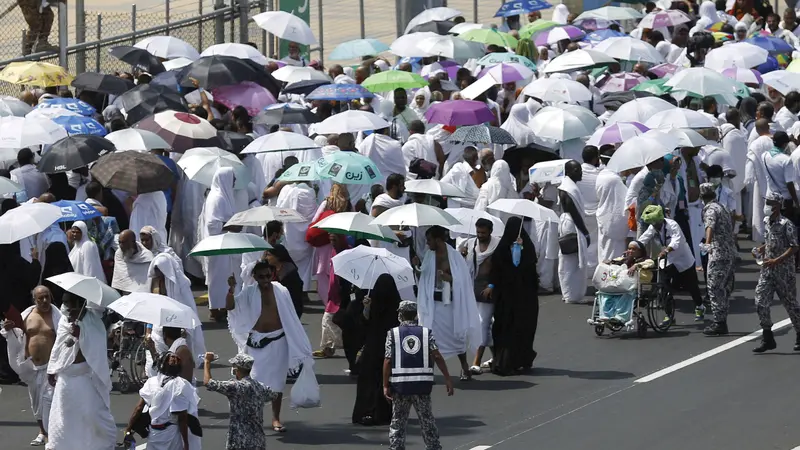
(134, 111, 221, 153)
(424, 100, 495, 126)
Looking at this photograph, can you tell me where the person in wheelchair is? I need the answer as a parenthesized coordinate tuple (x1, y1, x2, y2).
(605, 240, 655, 283)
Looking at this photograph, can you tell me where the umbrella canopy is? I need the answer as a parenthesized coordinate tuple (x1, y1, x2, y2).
(135, 36, 199, 60)
(189, 232, 272, 256)
(314, 110, 390, 134)
(134, 111, 221, 153)
(252, 11, 317, 45)
(362, 70, 427, 93)
(211, 81, 277, 116)
(599, 72, 648, 93)
(0, 203, 62, 244)
(486, 198, 545, 220)
(0, 177, 22, 195)
(447, 125, 516, 145)
(543, 49, 617, 74)
(370, 203, 460, 227)
(745, 36, 793, 55)
(422, 61, 462, 80)
(527, 159, 571, 185)
(449, 23, 491, 35)
(390, 32, 441, 58)
(254, 103, 319, 125)
(605, 135, 673, 173)
(272, 66, 332, 84)
(416, 35, 486, 59)
(200, 43, 269, 65)
(163, 58, 194, 71)
(460, 28, 518, 48)
(0, 96, 32, 117)
(605, 97, 676, 125)
(38, 135, 115, 173)
(53, 200, 102, 222)
(648, 63, 681, 78)
(522, 77, 592, 103)
(573, 17, 617, 31)
(704, 42, 769, 70)
(226, 205, 307, 227)
(329, 39, 390, 60)
(278, 161, 320, 183)
(638, 10, 691, 28)
(307, 84, 374, 101)
(45, 272, 120, 307)
(520, 19, 559, 39)
(217, 131, 253, 155)
(534, 25, 585, 46)
(720, 67, 763, 85)
(118, 84, 189, 124)
(528, 105, 600, 141)
(574, 5, 643, 21)
(761, 70, 800, 95)
(583, 29, 626, 44)
(404, 7, 462, 34)
(282, 79, 331, 96)
(90, 151, 174, 194)
(179, 56, 281, 94)
(477, 52, 537, 71)
(332, 246, 415, 290)
(645, 108, 717, 130)
(52, 115, 107, 137)
(593, 37, 664, 64)
(71, 72, 135, 95)
(105, 128, 171, 152)
(631, 78, 671, 95)
(0, 61, 73, 87)
(0, 116, 67, 148)
(108, 46, 165, 74)
(177, 147, 249, 189)
(317, 152, 383, 185)
(425, 100, 495, 126)
(404, 179, 466, 197)
(665, 128, 709, 147)
(478, 62, 535, 84)
(108, 293, 198, 328)
(36, 98, 95, 117)
(241, 131, 320, 154)
(586, 121, 649, 147)
(312, 212, 400, 243)
(443, 208, 505, 237)
(409, 20, 456, 34)
(495, 0, 552, 17)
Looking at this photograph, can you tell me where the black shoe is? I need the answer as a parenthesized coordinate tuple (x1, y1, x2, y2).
(794, 334, 800, 351)
(703, 322, 729, 336)
(753, 328, 777, 353)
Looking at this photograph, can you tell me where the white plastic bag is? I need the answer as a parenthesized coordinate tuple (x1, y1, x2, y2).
(592, 263, 636, 293)
(289, 361, 321, 409)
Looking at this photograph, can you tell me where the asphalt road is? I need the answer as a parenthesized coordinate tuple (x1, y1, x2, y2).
(1, 246, 799, 450)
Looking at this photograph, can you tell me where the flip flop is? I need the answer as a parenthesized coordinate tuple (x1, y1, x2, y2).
(273, 425, 287, 432)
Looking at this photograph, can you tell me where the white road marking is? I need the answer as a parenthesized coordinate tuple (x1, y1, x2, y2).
(635, 318, 792, 383)
(469, 446, 493, 450)
(136, 444, 146, 450)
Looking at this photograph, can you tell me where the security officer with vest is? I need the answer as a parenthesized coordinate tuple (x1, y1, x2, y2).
(383, 300, 454, 450)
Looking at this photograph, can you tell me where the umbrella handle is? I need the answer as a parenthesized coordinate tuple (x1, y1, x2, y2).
(517, 215, 524, 240)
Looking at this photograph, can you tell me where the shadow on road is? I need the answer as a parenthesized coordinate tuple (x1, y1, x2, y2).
(533, 367, 635, 380)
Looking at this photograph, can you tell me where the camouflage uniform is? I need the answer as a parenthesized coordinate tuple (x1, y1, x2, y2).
(755, 213, 800, 332)
(703, 200, 737, 323)
(17, 0, 55, 55)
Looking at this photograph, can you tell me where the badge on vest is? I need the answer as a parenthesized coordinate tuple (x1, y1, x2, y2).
(402, 334, 421, 355)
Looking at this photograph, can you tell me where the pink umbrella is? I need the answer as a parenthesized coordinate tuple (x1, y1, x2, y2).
(425, 100, 495, 126)
(599, 73, 648, 93)
(720, 67, 763, 85)
(211, 81, 278, 116)
(648, 63, 681, 78)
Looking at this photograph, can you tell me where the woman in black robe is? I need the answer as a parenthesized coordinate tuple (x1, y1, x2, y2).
(489, 216, 539, 376)
(46, 173, 76, 201)
(352, 273, 401, 426)
(41, 241, 74, 307)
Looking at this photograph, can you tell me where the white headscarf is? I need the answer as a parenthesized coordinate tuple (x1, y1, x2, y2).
(552, 4, 570, 25)
(655, 41, 672, 58)
(140, 225, 182, 269)
(148, 253, 196, 312)
(501, 104, 536, 147)
(128, 192, 168, 241)
(201, 167, 237, 239)
(524, 98, 543, 117)
(691, 1, 721, 35)
(68, 221, 105, 280)
(410, 89, 431, 117)
(474, 160, 518, 210)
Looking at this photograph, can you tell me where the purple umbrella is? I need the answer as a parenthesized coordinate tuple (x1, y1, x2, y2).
(586, 121, 649, 147)
(421, 61, 461, 80)
(478, 62, 535, 83)
(599, 73, 648, 93)
(721, 67, 763, 85)
(211, 81, 277, 116)
(425, 100, 496, 126)
(534, 25, 585, 46)
(648, 63, 681, 78)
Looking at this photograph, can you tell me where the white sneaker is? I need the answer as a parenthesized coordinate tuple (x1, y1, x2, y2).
(480, 358, 493, 369)
(30, 434, 46, 446)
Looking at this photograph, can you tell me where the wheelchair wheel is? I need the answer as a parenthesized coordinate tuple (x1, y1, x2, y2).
(594, 324, 605, 336)
(129, 339, 148, 386)
(647, 285, 674, 333)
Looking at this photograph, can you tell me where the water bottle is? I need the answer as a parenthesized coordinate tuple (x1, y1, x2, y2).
(752, 247, 764, 266)
(512, 242, 522, 267)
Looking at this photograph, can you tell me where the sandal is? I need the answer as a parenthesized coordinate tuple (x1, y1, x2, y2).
(469, 365, 482, 375)
(312, 347, 335, 358)
(272, 422, 287, 432)
(459, 371, 472, 381)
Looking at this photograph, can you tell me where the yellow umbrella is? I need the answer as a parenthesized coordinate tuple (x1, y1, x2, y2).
(0, 62, 74, 87)
(787, 59, 800, 73)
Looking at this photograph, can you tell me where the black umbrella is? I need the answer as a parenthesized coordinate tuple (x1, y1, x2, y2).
(150, 70, 195, 94)
(108, 46, 166, 74)
(502, 142, 559, 179)
(118, 84, 188, 124)
(409, 20, 455, 34)
(90, 151, 173, 194)
(598, 90, 657, 111)
(253, 104, 319, 125)
(283, 80, 331, 96)
(448, 125, 516, 145)
(218, 131, 253, 155)
(71, 72, 135, 95)
(178, 56, 281, 97)
(37, 135, 117, 174)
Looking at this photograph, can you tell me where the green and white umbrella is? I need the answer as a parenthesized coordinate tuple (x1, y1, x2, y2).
(361, 70, 427, 93)
(278, 161, 320, 183)
(370, 203, 460, 227)
(225, 205, 307, 227)
(316, 152, 383, 185)
(189, 232, 272, 257)
(312, 212, 400, 243)
(477, 52, 537, 71)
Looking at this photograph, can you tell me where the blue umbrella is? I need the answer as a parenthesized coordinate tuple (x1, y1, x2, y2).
(756, 55, 780, 74)
(745, 36, 793, 55)
(583, 29, 626, 44)
(307, 84, 374, 101)
(52, 115, 107, 136)
(329, 39, 390, 60)
(36, 98, 96, 117)
(494, 0, 553, 17)
(53, 200, 102, 222)
(393, 57, 423, 73)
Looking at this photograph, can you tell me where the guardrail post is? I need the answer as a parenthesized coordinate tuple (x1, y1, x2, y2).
(359, 0, 365, 39)
(58, 2, 68, 68)
(165, 0, 171, 36)
(75, 0, 86, 74)
(214, 0, 225, 45)
(131, 4, 137, 46)
(317, 0, 324, 66)
(473, 0, 478, 23)
(267, 0, 274, 58)
(229, 1, 235, 43)
(198, 0, 204, 51)
(239, 0, 249, 43)
(95, 14, 102, 71)
(260, 0, 267, 56)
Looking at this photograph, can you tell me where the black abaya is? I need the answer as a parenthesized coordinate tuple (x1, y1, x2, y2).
(41, 241, 74, 307)
(490, 217, 539, 376)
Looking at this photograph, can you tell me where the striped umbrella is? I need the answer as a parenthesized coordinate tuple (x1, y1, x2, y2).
(586, 122, 649, 147)
(648, 63, 681, 78)
(599, 72, 648, 93)
(534, 25, 585, 46)
(448, 125, 517, 145)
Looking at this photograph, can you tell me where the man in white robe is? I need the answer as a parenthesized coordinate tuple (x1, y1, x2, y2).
(10, 148, 49, 202)
(720, 109, 748, 234)
(402, 120, 443, 179)
(371, 175, 417, 299)
(275, 181, 318, 291)
(440, 147, 483, 208)
(416, 226, 481, 379)
(227, 262, 317, 431)
(46, 292, 117, 450)
(577, 148, 601, 276)
(557, 161, 590, 304)
(595, 168, 629, 263)
(169, 174, 206, 279)
(128, 191, 168, 241)
(748, 103, 784, 144)
(774, 91, 800, 131)
(112, 229, 155, 294)
(746, 120, 774, 243)
(357, 128, 407, 181)
(380, 88, 420, 143)
(474, 160, 518, 211)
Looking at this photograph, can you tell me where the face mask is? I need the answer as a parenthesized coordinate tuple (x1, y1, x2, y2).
(764, 205, 775, 217)
(710, 177, 722, 186)
(231, 368, 237, 378)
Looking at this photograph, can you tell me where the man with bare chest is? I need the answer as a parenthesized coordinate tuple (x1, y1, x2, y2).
(1, 286, 60, 446)
(227, 261, 316, 432)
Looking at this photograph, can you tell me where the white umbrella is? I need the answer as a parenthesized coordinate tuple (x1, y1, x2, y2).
(592, 37, 664, 64)
(0, 96, 33, 117)
(528, 105, 600, 141)
(762, 71, 800, 95)
(370, 203, 460, 227)
(390, 32, 440, 57)
(605, 135, 673, 173)
(189, 232, 272, 257)
(543, 49, 617, 74)
(314, 110, 390, 134)
(664, 128, 708, 147)
(404, 179, 466, 198)
(416, 35, 485, 59)
(637, 9, 691, 29)
(645, 108, 716, 129)
(522, 78, 592, 103)
(640, 130, 681, 150)
(0, 203, 62, 244)
(45, 272, 120, 307)
(105, 128, 171, 152)
(0, 177, 22, 195)
(272, 66, 332, 84)
(444, 208, 505, 237)
(574, 6, 643, 21)
(252, 11, 317, 45)
(135, 36, 200, 60)
(332, 246, 415, 290)
(312, 212, 400, 243)
(241, 131, 320, 154)
(0, 116, 66, 148)
(108, 293, 198, 329)
(528, 159, 572, 185)
(704, 43, 768, 70)
(177, 147, 249, 190)
(225, 205, 307, 227)
(200, 43, 269, 65)
(487, 198, 547, 221)
(162, 57, 193, 71)
(664, 67, 739, 98)
(449, 22, 490, 35)
(605, 97, 675, 125)
(26, 108, 80, 121)
(404, 7, 462, 34)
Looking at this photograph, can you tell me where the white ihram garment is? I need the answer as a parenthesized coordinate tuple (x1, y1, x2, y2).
(595, 169, 629, 262)
(67, 221, 105, 281)
(577, 163, 600, 276)
(557, 177, 588, 303)
(139, 374, 202, 450)
(275, 183, 318, 291)
(745, 136, 773, 243)
(129, 192, 168, 241)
